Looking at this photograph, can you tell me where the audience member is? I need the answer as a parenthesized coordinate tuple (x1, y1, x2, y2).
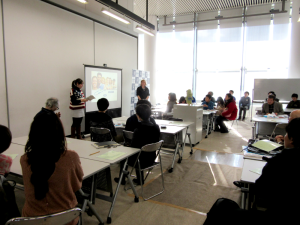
(229, 90, 236, 101)
(265, 91, 279, 102)
(35, 97, 61, 120)
(21, 112, 83, 225)
(215, 93, 237, 133)
(204, 118, 300, 225)
(115, 104, 160, 185)
(275, 109, 300, 144)
(0, 125, 13, 176)
(202, 95, 214, 110)
(262, 95, 283, 115)
(125, 100, 156, 133)
(166, 93, 177, 113)
(178, 96, 186, 104)
(202, 91, 216, 104)
(90, 98, 119, 142)
(287, 93, 300, 108)
(215, 97, 225, 115)
(237, 91, 251, 121)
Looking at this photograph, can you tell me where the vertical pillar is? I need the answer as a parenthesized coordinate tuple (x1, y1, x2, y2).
(288, 1, 300, 78)
(192, 13, 198, 100)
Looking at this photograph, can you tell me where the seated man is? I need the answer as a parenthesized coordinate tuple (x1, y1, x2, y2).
(202, 94, 214, 110)
(204, 118, 300, 225)
(237, 91, 251, 121)
(202, 91, 215, 104)
(287, 93, 300, 108)
(265, 91, 279, 102)
(275, 109, 300, 144)
(125, 100, 156, 132)
(90, 98, 118, 142)
(229, 90, 236, 101)
(262, 95, 283, 115)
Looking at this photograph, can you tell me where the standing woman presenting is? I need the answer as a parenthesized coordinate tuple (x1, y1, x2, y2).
(136, 80, 150, 101)
(70, 78, 89, 139)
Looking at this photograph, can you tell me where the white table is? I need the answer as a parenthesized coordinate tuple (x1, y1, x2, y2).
(255, 107, 294, 114)
(5, 143, 110, 224)
(203, 110, 217, 138)
(252, 115, 288, 139)
(240, 158, 267, 210)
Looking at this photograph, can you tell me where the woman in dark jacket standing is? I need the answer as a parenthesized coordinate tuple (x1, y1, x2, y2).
(214, 93, 237, 133)
(136, 80, 150, 101)
(69, 78, 89, 139)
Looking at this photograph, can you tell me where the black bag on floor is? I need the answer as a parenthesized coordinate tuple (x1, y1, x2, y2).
(0, 175, 21, 225)
(204, 198, 240, 225)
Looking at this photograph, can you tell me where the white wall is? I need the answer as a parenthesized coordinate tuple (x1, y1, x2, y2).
(1, 0, 138, 137)
(288, 0, 300, 78)
(0, 0, 8, 126)
(94, 23, 137, 116)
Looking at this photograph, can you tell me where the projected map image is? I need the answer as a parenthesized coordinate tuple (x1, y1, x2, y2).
(90, 71, 118, 102)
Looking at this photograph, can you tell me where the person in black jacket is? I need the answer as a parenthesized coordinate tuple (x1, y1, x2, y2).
(204, 118, 300, 225)
(90, 98, 118, 142)
(287, 93, 300, 108)
(125, 100, 156, 133)
(136, 80, 150, 101)
(115, 104, 160, 185)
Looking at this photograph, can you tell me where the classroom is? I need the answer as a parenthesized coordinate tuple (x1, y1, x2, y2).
(0, 0, 299, 224)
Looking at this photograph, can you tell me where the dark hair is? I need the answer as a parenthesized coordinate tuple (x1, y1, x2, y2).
(268, 91, 276, 97)
(179, 96, 186, 103)
(229, 90, 234, 94)
(244, 91, 249, 95)
(25, 116, 66, 200)
(136, 104, 151, 121)
(97, 98, 109, 111)
(169, 93, 177, 103)
(137, 100, 151, 108)
(0, 125, 12, 154)
(225, 93, 233, 106)
(206, 94, 212, 100)
(286, 118, 300, 148)
(72, 78, 83, 89)
(292, 93, 298, 98)
(217, 97, 224, 106)
(268, 95, 275, 100)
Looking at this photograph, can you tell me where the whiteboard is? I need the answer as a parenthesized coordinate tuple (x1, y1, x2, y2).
(254, 79, 300, 102)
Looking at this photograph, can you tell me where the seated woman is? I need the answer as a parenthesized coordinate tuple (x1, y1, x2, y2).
(115, 104, 160, 185)
(0, 125, 13, 177)
(90, 98, 118, 142)
(214, 97, 225, 115)
(178, 96, 186, 104)
(166, 93, 177, 113)
(214, 93, 237, 133)
(21, 114, 83, 225)
(204, 118, 300, 225)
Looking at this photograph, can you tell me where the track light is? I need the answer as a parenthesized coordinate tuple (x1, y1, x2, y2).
(102, 9, 130, 24)
(77, 0, 88, 3)
(298, 8, 300, 22)
(136, 25, 154, 36)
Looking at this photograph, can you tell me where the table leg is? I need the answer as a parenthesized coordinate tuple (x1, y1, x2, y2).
(168, 135, 180, 173)
(107, 158, 139, 224)
(205, 118, 210, 139)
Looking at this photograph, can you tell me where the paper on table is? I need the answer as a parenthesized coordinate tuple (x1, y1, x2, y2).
(251, 140, 282, 152)
(4, 154, 18, 160)
(86, 95, 95, 101)
(250, 168, 262, 175)
(96, 151, 126, 160)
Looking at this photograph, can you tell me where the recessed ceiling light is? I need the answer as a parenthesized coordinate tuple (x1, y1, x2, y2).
(102, 9, 130, 24)
(136, 25, 154, 36)
(77, 0, 88, 3)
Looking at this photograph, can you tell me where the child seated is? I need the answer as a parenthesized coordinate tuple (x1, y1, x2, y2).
(0, 125, 13, 176)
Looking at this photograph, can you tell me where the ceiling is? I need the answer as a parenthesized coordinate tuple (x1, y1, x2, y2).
(133, 0, 286, 18)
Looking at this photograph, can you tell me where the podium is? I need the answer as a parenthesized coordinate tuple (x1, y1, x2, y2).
(173, 104, 203, 146)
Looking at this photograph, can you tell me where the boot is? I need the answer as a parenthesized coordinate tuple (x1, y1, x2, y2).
(71, 127, 76, 138)
(76, 126, 83, 139)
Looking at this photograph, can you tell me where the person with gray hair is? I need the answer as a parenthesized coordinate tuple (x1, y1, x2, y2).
(34, 97, 61, 121)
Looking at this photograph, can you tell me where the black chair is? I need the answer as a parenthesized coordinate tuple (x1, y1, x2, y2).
(123, 130, 134, 146)
(90, 127, 112, 142)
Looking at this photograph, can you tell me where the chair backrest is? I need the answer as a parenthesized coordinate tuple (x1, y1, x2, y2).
(168, 118, 183, 121)
(90, 127, 112, 142)
(141, 140, 164, 153)
(5, 208, 81, 225)
(123, 130, 134, 140)
(269, 123, 287, 140)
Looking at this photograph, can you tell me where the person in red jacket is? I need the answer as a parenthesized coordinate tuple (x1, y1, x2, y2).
(214, 93, 237, 133)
